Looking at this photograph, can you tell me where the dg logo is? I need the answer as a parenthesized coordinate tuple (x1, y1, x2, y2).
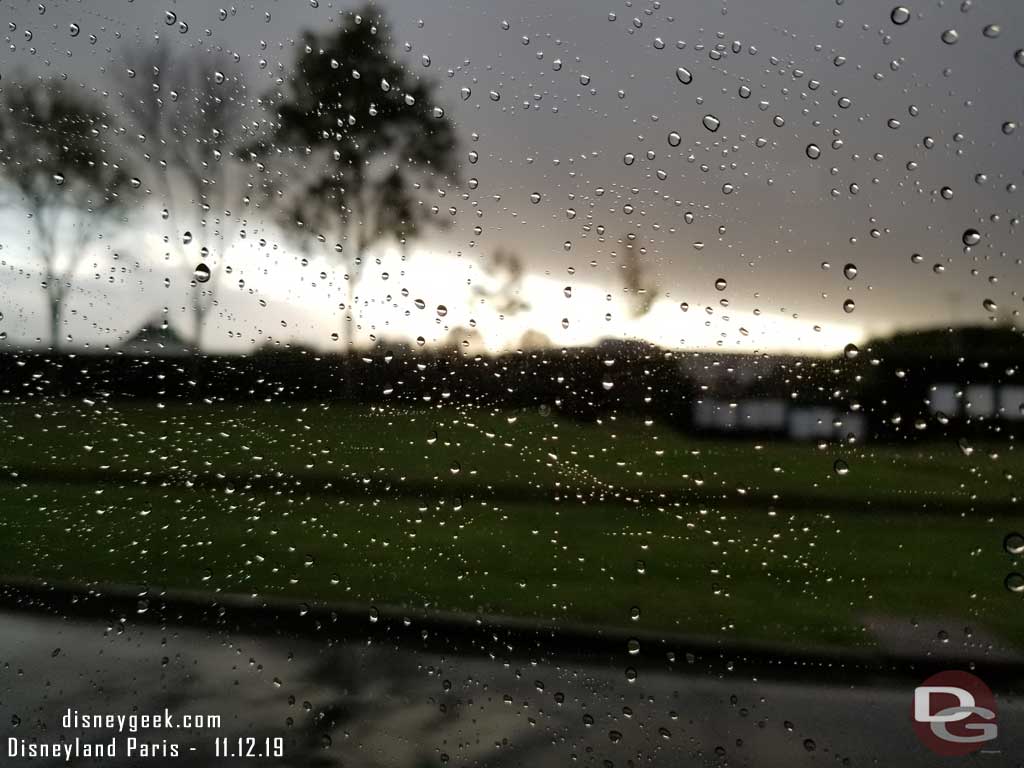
(912, 670, 998, 756)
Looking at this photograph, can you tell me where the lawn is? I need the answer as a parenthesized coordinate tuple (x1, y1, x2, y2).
(0, 400, 1021, 649)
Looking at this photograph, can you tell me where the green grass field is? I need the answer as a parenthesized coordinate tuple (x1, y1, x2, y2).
(1, 400, 1021, 649)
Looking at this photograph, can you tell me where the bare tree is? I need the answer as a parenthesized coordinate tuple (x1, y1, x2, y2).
(0, 79, 132, 349)
(473, 247, 530, 317)
(618, 231, 657, 318)
(116, 42, 250, 350)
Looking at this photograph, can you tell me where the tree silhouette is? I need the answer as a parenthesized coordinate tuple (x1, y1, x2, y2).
(473, 247, 530, 317)
(0, 80, 132, 349)
(618, 231, 657, 318)
(116, 43, 249, 351)
(242, 3, 459, 352)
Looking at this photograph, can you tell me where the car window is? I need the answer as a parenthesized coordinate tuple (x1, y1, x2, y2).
(0, 1, 1021, 765)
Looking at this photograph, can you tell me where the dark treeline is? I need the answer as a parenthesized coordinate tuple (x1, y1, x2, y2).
(2, 324, 1022, 443)
(0, 343, 693, 427)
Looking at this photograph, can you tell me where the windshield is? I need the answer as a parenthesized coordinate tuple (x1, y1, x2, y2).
(0, 1, 1021, 765)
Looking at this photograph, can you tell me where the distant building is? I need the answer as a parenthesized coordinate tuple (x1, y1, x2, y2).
(739, 399, 787, 431)
(928, 383, 960, 417)
(1001, 386, 1024, 421)
(693, 398, 867, 441)
(693, 399, 738, 431)
(787, 406, 835, 441)
(965, 384, 996, 418)
(120, 320, 190, 357)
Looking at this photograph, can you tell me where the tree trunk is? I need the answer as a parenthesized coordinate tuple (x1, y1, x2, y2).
(48, 291, 61, 352)
(46, 269, 62, 352)
(342, 277, 355, 356)
(193, 289, 204, 354)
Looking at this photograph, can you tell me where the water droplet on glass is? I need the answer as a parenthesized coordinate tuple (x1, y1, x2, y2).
(941, 29, 959, 45)
(806, 143, 821, 159)
(193, 263, 211, 283)
(834, 459, 850, 476)
(842, 299, 856, 313)
(675, 66, 692, 84)
(1005, 573, 1024, 593)
(667, 131, 682, 147)
(890, 6, 911, 25)
(714, 277, 727, 291)
(702, 114, 720, 132)
(843, 343, 859, 359)
(963, 228, 981, 246)
(1004, 532, 1024, 556)
(843, 263, 858, 279)
(982, 298, 998, 312)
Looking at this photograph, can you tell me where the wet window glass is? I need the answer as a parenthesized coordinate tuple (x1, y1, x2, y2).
(0, 1, 1022, 764)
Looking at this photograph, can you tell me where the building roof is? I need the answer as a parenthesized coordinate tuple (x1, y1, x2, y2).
(120, 320, 191, 356)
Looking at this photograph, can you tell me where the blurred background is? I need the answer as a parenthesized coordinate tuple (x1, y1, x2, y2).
(2, 2, 1024, 765)
(0, 0, 1022, 664)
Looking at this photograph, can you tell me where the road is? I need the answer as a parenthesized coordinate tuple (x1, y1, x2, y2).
(0, 608, 1020, 767)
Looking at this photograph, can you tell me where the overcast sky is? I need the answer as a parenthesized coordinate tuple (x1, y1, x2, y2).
(0, 0, 1022, 354)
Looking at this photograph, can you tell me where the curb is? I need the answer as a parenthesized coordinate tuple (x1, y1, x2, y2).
(1, 578, 1022, 691)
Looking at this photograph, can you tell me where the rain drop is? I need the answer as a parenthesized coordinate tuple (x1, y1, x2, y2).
(1004, 532, 1024, 556)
